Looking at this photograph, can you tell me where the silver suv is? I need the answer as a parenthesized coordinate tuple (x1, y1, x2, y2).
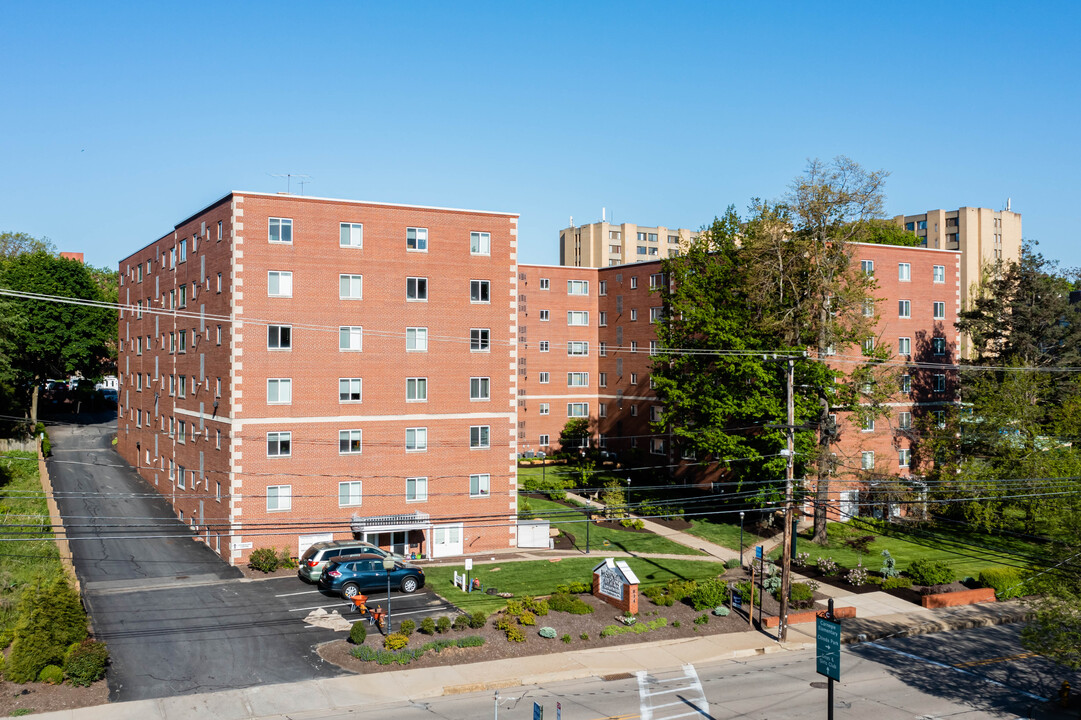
(298, 540, 405, 582)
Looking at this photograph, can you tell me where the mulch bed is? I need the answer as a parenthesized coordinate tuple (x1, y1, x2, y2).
(0, 679, 108, 717)
(318, 586, 769, 675)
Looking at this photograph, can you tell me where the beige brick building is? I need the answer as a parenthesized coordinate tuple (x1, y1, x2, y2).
(559, 220, 697, 268)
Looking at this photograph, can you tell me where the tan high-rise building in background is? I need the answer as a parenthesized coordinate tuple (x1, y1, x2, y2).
(559, 220, 697, 268)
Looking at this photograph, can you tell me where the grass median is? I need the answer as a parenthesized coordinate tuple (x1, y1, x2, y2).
(427, 556, 728, 615)
(684, 518, 770, 553)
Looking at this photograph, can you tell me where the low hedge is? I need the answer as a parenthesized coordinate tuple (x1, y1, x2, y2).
(978, 566, 1028, 599)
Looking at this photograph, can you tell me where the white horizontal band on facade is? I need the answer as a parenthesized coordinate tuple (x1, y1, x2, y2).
(233, 412, 516, 428)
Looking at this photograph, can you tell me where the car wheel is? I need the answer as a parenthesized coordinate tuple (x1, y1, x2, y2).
(400, 576, 418, 594)
(342, 583, 360, 598)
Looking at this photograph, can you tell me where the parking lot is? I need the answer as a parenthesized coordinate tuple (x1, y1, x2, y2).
(270, 575, 460, 630)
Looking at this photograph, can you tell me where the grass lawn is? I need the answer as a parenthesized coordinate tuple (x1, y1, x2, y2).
(769, 519, 1046, 580)
(521, 496, 704, 556)
(684, 519, 770, 553)
(427, 556, 729, 615)
(516, 463, 624, 490)
(0, 451, 63, 641)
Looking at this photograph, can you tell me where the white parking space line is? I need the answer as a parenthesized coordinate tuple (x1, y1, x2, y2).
(303, 606, 459, 629)
(274, 589, 324, 598)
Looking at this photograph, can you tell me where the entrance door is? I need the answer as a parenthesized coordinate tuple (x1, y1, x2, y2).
(431, 524, 463, 558)
(369, 531, 407, 556)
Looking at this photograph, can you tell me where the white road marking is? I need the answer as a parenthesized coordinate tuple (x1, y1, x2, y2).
(636, 663, 709, 720)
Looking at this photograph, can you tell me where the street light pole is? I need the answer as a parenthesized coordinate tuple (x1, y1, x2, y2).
(779, 357, 795, 643)
(382, 555, 396, 633)
(739, 511, 745, 567)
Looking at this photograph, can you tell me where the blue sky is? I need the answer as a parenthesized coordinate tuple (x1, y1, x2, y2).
(2, 2, 1079, 271)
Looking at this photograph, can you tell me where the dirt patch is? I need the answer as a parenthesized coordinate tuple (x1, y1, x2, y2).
(0, 680, 108, 717)
(651, 517, 693, 532)
(236, 564, 303, 581)
(318, 586, 777, 675)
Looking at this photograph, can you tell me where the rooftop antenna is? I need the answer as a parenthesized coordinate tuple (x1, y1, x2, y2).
(269, 173, 311, 194)
(297, 177, 313, 195)
(602, 207, 606, 222)
(1006, 197, 1012, 212)
(570, 215, 574, 227)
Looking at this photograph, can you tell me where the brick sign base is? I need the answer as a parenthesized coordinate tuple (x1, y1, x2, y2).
(592, 558, 639, 614)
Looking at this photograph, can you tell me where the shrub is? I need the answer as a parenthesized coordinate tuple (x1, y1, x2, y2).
(349, 621, 367, 645)
(620, 518, 634, 528)
(555, 581, 592, 594)
(522, 596, 549, 616)
(846, 563, 868, 587)
(468, 610, 488, 629)
(63, 640, 107, 687)
(643, 586, 675, 607)
(451, 614, 469, 631)
(733, 581, 761, 607)
(505, 600, 524, 617)
(247, 547, 280, 573)
(693, 614, 709, 626)
(725, 558, 742, 570)
(383, 633, 409, 651)
(504, 624, 525, 643)
(881, 577, 912, 591)
(458, 636, 485, 648)
(816, 556, 838, 575)
(978, 567, 1027, 599)
(906, 559, 954, 586)
(580, 632, 589, 640)
(844, 535, 875, 556)
(880, 550, 898, 579)
(436, 616, 451, 634)
(793, 552, 810, 568)
(665, 579, 698, 601)
(519, 610, 536, 626)
(419, 617, 436, 635)
(561, 634, 572, 644)
(38, 664, 64, 684)
(276, 549, 298, 570)
(672, 620, 681, 628)
(7, 578, 88, 683)
(399, 619, 416, 636)
(689, 579, 728, 611)
(633, 519, 645, 530)
(549, 593, 593, 614)
(538, 626, 557, 639)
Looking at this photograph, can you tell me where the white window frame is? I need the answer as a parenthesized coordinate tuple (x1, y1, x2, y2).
(861, 451, 875, 471)
(470, 279, 490, 303)
(567, 402, 588, 418)
(469, 473, 490, 498)
(267, 484, 292, 511)
(470, 231, 491, 255)
(470, 376, 491, 401)
(898, 262, 911, 281)
(539, 341, 549, 352)
(339, 377, 363, 403)
(339, 326, 363, 351)
(268, 325, 292, 350)
(407, 476, 428, 502)
(861, 259, 874, 275)
(406, 327, 428, 352)
(899, 300, 911, 318)
(539, 278, 550, 290)
(407, 227, 428, 251)
(267, 378, 292, 405)
(567, 341, 589, 356)
(899, 448, 911, 467)
(539, 434, 550, 447)
(567, 372, 588, 387)
(339, 429, 363, 455)
(340, 274, 363, 300)
(899, 411, 912, 429)
(567, 280, 589, 295)
(340, 222, 364, 248)
(470, 425, 490, 449)
(538, 372, 550, 384)
(933, 301, 946, 320)
(269, 218, 293, 244)
(539, 310, 550, 321)
(405, 427, 428, 452)
(407, 377, 428, 402)
(470, 328, 490, 352)
(933, 265, 946, 283)
(539, 403, 549, 415)
(567, 311, 589, 326)
(268, 271, 293, 297)
(267, 431, 292, 458)
(406, 277, 428, 301)
(338, 481, 362, 507)
(898, 337, 911, 355)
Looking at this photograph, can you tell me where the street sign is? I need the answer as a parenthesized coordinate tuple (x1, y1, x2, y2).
(755, 545, 763, 560)
(816, 616, 841, 681)
(732, 593, 742, 608)
(556, 701, 561, 720)
(533, 701, 544, 720)
(464, 558, 473, 571)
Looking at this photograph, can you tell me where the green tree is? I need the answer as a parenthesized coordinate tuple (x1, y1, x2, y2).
(1021, 595, 1081, 670)
(0, 231, 55, 261)
(559, 418, 591, 452)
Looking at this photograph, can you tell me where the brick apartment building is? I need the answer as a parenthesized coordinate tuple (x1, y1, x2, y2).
(117, 192, 519, 564)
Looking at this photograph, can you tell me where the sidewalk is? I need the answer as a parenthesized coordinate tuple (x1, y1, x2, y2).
(32, 599, 1031, 720)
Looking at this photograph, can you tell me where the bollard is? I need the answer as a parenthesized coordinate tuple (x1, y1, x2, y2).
(1060, 680, 1070, 709)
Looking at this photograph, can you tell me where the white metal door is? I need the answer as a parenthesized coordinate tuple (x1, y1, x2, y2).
(431, 523, 463, 558)
(298, 533, 334, 559)
(838, 490, 858, 521)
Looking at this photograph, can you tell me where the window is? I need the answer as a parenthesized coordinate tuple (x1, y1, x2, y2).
(599, 280, 607, 295)
(599, 341, 607, 356)
(900, 374, 911, 394)
(178, 329, 188, 353)
(567, 372, 588, 387)
(470, 473, 490, 498)
(862, 336, 875, 353)
(339, 481, 362, 507)
(470, 425, 490, 449)
(470, 377, 490, 400)
(467, 328, 490, 352)
(178, 284, 187, 307)
(470, 231, 491, 255)
(629, 309, 638, 322)
(339, 378, 363, 402)
(268, 271, 293, 297)
(470, 280, 490, 303)
(178, 375, 187, 397)
(863, 416, 875, 432)
(406, 327, 428, 352)
(268, 325, 291, 350)
(599, 311, 607, 326)
(651, 438, 666, 455)
(899, 411, 912, 429)
(630, 340, 639, 353)
(650, 405, 662, 422)
(933, 301, 945, 320)
(216, 325, 222, 345)
(598, 403, 607, 418)
(567, 402, 588, 417)
(216, 429, 221, 449)
(217, 272, 222, 293)
(650, 307, 664, 322)
(861, 451, 874, 471)
(933, 265, 945, 283)
(177, 421, 186, 444)
(567, 311, 589, 326)
(599, 372, 607, 387)
(932, 337, 946, 355)
(934, 410, 946, 428)
(567, 280, 589, 295)
(267, 432, 292, 458)
(267, 378, 292, 404)
(339, 430, 363, 454)
(407, 377, 427, 401)
(863, 300, 874, 318)
(630, 277, 638, 289)
(406, 477, 427, 502)
(861, 260, 874, 276)
(899, 448, 911, 468)
(406, 277, 428, 301)
(539, 434, 550, 446)
(339, 326, 363, 351)
(630, 405, 638, 417)
(407, 227, 428, 251)
(898, 263, 911, 281)
(269, 218, 292, 244)
(898, 337, 911, 355)
(539, 372, 550, 384)
(539, 278, 550, 290)
(898, 300, 911, 318)
(567, 341, 589, 356)
(406, 427, 427, 452)
(539, 341, 549, 352)
(649, 340, 659, 356)
(630, 372, 638, 385)
(340, 222, 363, 248)
(934, 374, 946, 392)
(340, 274, 363, 300)
(216, 377, 222, 397)
(539, 403, 549, 415)
(904, 221, 915, 231)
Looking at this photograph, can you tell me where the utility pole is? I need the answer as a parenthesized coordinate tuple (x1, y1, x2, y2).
(778, 356, 795, 642)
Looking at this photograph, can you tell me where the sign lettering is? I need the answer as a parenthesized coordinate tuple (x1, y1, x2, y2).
(816, 616, 841, 681)
(597, 565, 625, 600)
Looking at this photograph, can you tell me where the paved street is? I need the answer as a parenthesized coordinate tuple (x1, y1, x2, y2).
(46, 418, 456, 702)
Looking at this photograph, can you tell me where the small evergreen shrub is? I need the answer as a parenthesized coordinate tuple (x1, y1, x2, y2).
(881, 577, 912, 590)
(538, 626, 557, 639)
(468, 610, 488, 629)
(672, 620, 681, 628)
(549, 593, 593, 614)
(505, 600, 524, 617)
(561, 633, 572, 643)
(63, 640, 108, 687)
(38, 664, 64, 684)
(519, 610, 536, 626)
(880, 550, 898, 579)
(419, 617, 436, 635)
(689, 579, 728, 611)
(248, 548, 280, 573)
(978, 567, 1027, 599)
(383, 633, 409, 650)
(693, 613, 709, 626)
(787, 582, 815, 609)
(725, 558, 742, 570)
(436, 616, 451, 634)
(504, 624, 525, 643)
(276, 549, 298, 570)
(580, 632, 589, 640)
(399, 619, 416, 636)
(7, 578, 88, 683)
(555, 581, 591, 594)
(452, 614, 470, 631)
(906, 559, 954, 586)
(349, 621, 367, 645)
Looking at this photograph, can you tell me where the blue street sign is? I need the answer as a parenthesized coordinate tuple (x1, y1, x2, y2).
(533, 701, 544, 720)
(755, 545, 763, 560)
(816, 616, 841, 681)
(733, 593, 742, 608)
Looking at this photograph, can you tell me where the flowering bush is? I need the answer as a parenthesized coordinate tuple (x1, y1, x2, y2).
(816, 556, 838, 575)
(794, 552, 810, 568)
(846, 563, 868, 587)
